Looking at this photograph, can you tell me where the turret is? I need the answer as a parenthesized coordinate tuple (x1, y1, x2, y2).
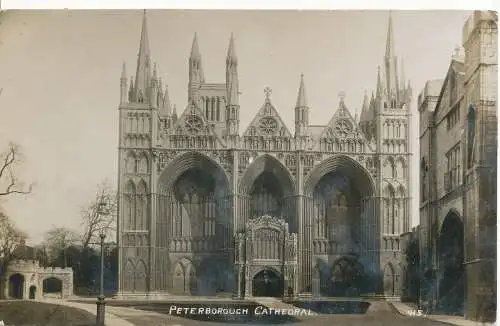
(294, 74, 309, 137)
(225, 33, 240, 144)
(133, 10, 152, 104)
(120, 62, 128, 105)
(188, 33, 205, 101)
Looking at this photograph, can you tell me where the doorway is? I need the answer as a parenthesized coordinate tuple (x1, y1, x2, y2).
(252, 269, 283, 297)
(29, 286, 37, 299)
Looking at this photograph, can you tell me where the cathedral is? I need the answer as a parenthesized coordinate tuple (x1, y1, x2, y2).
(116, 11, 413, 299)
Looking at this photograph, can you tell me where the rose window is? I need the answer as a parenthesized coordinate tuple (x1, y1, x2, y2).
(184, 115, 203, 133)
(259, 117, 278, 135)
(334, 120, 352, 138)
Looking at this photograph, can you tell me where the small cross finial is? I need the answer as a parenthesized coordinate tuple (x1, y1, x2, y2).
(338, 91, 346, 101)
(264, 87, 272, 100)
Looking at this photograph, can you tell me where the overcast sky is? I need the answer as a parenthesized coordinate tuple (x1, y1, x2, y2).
(0, 9, 470, 244)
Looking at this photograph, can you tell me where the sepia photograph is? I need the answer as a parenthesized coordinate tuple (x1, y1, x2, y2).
(0, 5, 497, 326)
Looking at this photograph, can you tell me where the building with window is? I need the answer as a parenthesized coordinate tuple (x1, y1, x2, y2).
(417, 10, 497, 322)
(116, 11, 413, 300)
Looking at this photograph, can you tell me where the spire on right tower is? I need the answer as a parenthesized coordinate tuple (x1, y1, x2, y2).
(384, 11, 399, 107)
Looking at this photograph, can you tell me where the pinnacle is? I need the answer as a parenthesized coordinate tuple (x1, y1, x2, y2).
(227, 32, 237, 61)
(295, 74, 307, 108)
(191, 32, 201, 58)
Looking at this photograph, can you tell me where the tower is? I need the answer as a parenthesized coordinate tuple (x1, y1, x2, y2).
(462, 11, 497, 321)
(371, 11, 413, 295)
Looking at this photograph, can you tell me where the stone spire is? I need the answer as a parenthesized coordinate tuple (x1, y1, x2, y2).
(189, 32, 205, 100)
(120, 62, 128, 104)
(376, 66, 383, 98)
(226, 33, 239, 107)
(384, 11, 399, 101)
(295, 74, 307, 108)
(161, 83, 172, 116)
(360, 91, 370, 122)
(226, 32, 237, 64)
(190, 32, 201, 58)
(134, 10, 152, 103)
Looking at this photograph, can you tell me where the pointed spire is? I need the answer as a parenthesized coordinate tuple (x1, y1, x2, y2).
(162, 84, 172, 116)
(362, 91, 369, 111)
(121, 62, 127, 80)
(385, 11, 395, 59)
(376, 66, 383, 97)
(172, 104, 177, 117)
(400, 57, 406, 89)
(134, 9, 151, 102)
(152, 62, 158, 80)
(191, 32, 201, 58)
(296, 74, 307, 108)
(227, 33, 237, 63)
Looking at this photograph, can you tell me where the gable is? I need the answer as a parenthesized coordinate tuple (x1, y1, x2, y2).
(242, 98, 292, 138)
(169, 100, 226, 147)
(317, 100, 374, 153)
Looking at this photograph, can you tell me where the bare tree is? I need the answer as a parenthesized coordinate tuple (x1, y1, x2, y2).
(80, 180, 117, 249)
(0, 212, 27, 258)
(0, 143, 34, 198)
(0, 212, 28, 298)
(43, 226, 80, 263)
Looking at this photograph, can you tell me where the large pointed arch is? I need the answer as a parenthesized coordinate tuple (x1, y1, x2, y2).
(239, 153, 295, 196)
(304, 154, 375, 197)
(157, 151, 231, 195)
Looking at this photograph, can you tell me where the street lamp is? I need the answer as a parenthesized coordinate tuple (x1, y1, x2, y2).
(96, 201, 109, 326)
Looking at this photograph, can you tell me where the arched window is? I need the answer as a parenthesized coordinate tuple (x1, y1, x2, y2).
(467, 104, 476, 169)
(420, 158, 428, 202)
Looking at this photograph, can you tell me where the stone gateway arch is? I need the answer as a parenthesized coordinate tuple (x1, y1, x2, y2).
(116, 12, 412, 299)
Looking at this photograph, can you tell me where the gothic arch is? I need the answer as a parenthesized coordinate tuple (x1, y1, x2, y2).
(383, 156, 396, 178)
(239, 154, 295, 196)
(125, 151, 137, 173)
(134, 259, 148, 292)
(157, 151, 231, 195)
(137, 151, 149, 174)
(304, 154, 375, 198)
(438, 209, 464, 314)
(136, 179, 148, 230)
(396, 184, 406, 198)
(251, 265, 282, 279)
(383, 263, 396, 296)
(438, 208, 463, 235)
(123, 180, 136, 230)
(123, 259, 135, 292)
(395, 156, 406, 178)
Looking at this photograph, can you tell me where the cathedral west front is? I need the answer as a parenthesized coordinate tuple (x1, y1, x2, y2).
(116, 11, 413, 299)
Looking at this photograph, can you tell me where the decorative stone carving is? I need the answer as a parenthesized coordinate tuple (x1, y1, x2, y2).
(259, 117, 278, 135)
(184, 114, 203, 133)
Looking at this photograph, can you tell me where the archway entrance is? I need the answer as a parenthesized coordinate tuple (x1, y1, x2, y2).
(29, 286, 37, 299)
(331, 258, 364, 297)
(239, 154, 296, 232)
(156, 151, 232, 296)
(253, 269, 283, 297)
(438, 211, 464, 315)
(8, 274, 24, 299)
(43, 277, 63, 298)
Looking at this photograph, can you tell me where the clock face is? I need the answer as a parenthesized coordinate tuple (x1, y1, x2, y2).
(184, 115, 203, 133)
(259, 117, 278, 135)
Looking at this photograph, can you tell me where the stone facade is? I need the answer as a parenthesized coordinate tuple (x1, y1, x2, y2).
(116, 12, 413, 299)
(4, 259, 74, 300)
(417, 10, 497, 322)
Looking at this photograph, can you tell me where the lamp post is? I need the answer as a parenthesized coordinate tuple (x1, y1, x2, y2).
(96, 201, 108, 326)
